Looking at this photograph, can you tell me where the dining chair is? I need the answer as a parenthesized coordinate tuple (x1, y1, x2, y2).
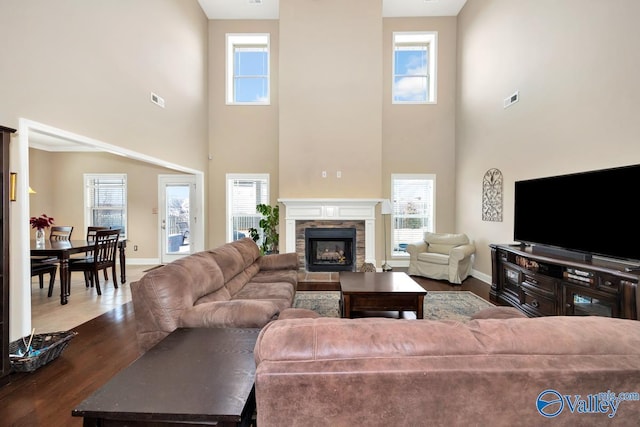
(31, 225, 75, 295)
(50, 225, 73, 241)
(68, 229, 121, 295)
(30, 262, 57, 297)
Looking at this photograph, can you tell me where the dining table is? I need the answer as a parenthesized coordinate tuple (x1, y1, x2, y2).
(30, 239, 127, 305)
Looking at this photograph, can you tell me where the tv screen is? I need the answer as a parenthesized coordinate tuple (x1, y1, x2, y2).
(514, 164, 640, 263)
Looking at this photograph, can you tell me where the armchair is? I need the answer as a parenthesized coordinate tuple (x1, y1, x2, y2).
(407, 232, 475, 284)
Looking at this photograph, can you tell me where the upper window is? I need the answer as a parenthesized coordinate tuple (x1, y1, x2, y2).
(226, 174, 269, 243)
(84, 174, 127, 239)
(392, 32, 437, 104)
(391, 174, 435, 257)
(226, 33, 270, 105)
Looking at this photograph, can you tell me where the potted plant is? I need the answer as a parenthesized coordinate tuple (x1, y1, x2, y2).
(249, 203, 279, 255)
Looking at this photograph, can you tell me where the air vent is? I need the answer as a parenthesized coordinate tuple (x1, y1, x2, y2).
(503, 91, 519, 109)
(248, 0, 262, 4)
(150, 92, 165, 108)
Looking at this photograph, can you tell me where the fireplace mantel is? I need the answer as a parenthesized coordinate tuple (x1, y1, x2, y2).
(278, 198, 382, 266)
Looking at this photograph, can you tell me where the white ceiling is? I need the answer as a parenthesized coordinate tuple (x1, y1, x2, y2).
(197, 0, 468, 20)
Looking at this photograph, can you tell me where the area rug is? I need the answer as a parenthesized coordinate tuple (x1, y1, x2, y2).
(293, 291, 495, 321)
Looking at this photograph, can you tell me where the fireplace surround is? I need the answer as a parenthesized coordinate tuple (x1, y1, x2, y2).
(279, 198, 382, 271)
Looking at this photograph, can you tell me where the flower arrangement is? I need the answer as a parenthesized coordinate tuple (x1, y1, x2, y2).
(29, 214, 55, 230)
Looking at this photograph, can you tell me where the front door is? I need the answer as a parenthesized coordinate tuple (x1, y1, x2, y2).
(159, 175, 196, 264)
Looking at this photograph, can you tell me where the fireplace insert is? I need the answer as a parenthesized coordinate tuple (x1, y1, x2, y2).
(305, 227, 356, 272)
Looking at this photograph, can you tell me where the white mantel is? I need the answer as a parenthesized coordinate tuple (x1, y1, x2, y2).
(278, 198, 382, 265)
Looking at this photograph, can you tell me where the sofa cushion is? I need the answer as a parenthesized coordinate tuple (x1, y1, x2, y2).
(252, 269, 298, 286)
(233, 281, 295, 304)
(179, 300, 280, 328)
(255, 316, 640, 364)
(209, 238, 260, 283)
(424, 232, 469, 255)
(471, 306, 528, 320)
(417, 252, 450, 265)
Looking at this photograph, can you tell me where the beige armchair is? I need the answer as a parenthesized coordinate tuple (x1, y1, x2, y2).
(407, 232, 475, 284)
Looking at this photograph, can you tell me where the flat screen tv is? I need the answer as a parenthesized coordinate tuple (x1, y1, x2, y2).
(514, 164, 640, 264)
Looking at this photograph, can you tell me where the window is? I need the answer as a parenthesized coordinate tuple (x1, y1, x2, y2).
(226, 174, 269, 243)
(391, 174, 435, 257)
(84, 174, 127, 239)
(392, 32, 437, 104)
(226, 33, 270, 105)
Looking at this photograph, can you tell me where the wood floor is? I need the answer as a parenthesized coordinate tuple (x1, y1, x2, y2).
(0, 273, 491, 426)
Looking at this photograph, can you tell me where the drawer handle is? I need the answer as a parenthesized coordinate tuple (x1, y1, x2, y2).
(531, 299, 540, 308)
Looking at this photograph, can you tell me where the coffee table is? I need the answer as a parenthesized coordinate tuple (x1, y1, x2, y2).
(340, 272, 427, 319)
(72, 328, 259, 426)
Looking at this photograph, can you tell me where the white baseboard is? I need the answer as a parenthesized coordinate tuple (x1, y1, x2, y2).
(125, 258, 161, 266)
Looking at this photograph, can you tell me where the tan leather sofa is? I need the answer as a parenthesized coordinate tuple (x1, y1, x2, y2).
(407, 232, 475, 284)
(131, 238, 298, 351)
(254, 315, 640, 426)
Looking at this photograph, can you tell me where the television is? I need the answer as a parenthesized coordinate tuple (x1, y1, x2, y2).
(514, 164, 640, 264)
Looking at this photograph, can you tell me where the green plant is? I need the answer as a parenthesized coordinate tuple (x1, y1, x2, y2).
(248, 203, 279, 254)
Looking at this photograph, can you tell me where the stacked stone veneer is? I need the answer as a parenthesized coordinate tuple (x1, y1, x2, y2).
(295, 220, 366, 272)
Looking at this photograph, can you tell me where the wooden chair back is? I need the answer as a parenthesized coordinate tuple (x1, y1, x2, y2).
(49, 226, 73, 241)
(93, 229, 121, 267)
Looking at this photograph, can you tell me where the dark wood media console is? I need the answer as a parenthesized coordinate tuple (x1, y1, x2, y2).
(490, 244, 638, 320)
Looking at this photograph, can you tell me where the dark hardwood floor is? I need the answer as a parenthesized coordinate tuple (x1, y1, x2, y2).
(0, 274, 490, 426)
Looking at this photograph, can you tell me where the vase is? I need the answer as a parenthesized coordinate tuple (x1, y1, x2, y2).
(35, 228, 45, 246)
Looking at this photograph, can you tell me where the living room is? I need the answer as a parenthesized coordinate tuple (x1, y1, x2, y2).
(3, 0, 639, 356)
(2, 0, 640, 423)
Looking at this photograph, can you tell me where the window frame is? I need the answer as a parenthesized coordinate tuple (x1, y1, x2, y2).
(83, 173, 128, 239)
(226, 173, 270, 243)
(390, 173, 436, 258)
(226, 33, 270, 105)
(392, 31, 438, 104)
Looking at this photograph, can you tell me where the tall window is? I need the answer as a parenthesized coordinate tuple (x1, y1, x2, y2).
(84, 174, 127, 238)
(391, 174, 435, 257)
(392, 32, 437, 104)
(226, 174, 269, 243)
(226, 33, 270, 104)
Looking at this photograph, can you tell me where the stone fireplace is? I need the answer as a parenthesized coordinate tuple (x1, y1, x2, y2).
(279, 199, 381, 272)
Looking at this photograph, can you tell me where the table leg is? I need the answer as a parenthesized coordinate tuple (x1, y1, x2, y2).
(416, 294, 425, 319)
(59, 258, 70, 305)
(119, 242, 126, 284)
(342, 294, 351, 318)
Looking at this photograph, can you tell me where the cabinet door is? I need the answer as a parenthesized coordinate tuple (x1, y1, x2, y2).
(564, 285, 618, 318)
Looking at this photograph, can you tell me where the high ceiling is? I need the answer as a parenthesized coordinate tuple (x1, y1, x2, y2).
(197, 0, 468, 20)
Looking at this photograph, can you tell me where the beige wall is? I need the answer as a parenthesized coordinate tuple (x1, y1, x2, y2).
(29, 149, 179, 258)
(279, 0, 383, 198)
(382, 17, 458, 234)
(456, 0, 640, 278)
(0, 0, 209, 171)
(207, 20, 280, 247)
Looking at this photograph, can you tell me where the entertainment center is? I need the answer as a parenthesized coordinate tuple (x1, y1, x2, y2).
(491, 164, 640, 320)
(490, 244, 638, 319)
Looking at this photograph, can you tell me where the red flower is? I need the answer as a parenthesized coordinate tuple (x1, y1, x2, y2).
(29, 214, 55, 230)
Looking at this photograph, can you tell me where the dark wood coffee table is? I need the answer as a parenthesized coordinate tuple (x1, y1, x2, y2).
(72, 328, 259, 426)
(340, 272, 427, 319)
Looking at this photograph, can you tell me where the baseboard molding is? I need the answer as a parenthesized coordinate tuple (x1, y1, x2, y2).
(471, 269, 491, 285)
(125, 258, 160, 265)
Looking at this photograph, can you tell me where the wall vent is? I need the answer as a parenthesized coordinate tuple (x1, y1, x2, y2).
(151, 92, 165, 108)
(504, 91, 519, 109)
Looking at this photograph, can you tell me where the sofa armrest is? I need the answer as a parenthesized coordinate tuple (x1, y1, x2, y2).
(449, 243, 476, 262)
(406, 241, 428, 260)
(258, 252, 299, 270)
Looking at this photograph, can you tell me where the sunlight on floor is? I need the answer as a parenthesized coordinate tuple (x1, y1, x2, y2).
(30, 264, 152, 333)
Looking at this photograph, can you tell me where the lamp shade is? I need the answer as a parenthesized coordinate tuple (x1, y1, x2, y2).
(380, 199, 392, 215)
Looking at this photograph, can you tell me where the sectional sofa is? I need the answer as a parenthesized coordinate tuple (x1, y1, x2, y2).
(254, 315, 640, 426)
(131, 238, 298, 351)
